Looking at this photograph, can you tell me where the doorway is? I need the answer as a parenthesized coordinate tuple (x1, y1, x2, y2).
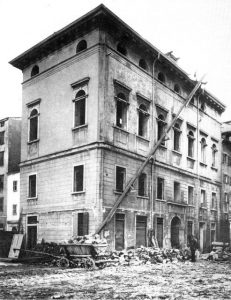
(27, 215, 37, 249)
(199, 222, 205, 251)
(136, 215, 147, 247)
(156, 218, 163, 248)
(115, 214, 125, 250)
(171, 216, 181, 248)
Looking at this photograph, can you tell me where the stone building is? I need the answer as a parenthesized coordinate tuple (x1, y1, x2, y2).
(10, 5, 227, 250)
(0, 117, 21, 231)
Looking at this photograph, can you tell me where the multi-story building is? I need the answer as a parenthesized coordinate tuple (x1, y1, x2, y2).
(221, 121, 231, 242)
(0, 117, 21, 231)
(10, 5, 227, 250)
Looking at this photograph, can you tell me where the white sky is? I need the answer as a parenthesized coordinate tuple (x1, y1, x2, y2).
(0, 0, 231, 121)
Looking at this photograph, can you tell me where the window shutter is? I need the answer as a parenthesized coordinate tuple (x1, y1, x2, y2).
(72, 213, 78, 237)
(82, 212, 89, 235)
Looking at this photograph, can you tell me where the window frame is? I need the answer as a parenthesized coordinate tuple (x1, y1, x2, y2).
(13, 180, 17, 192)
(138, 172, 148, 197)
(173, 181, 181, 202)
(12, 204, 17, 216)
(187, 130, 195, 158)
(200, 189, 206, 207)
(200, 137, 207, 164)
(28, 108, 39, 143)
(157, 177, 164, 200)
(73, 89, 88, 128)
(72, 164, 85, 193)
(115, 165, 126, 193)
(188, 185, 194, 205)
(137, 103, 150, 139)
(28, 173, 37, 199)
(211, 192, 217, 210)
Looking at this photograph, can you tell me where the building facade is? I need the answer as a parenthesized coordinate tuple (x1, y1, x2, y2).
(0, 117, 21, 231)
(10, 5, 228, 250)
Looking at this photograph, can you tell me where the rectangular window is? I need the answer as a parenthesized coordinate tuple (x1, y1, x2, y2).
(211, 193, 216, 210)
(174, 181, 180, 202)
(0, 152, 4, 166)
(157, 177, 164, 200)
(138, 173, 147, 196)
(73, 165, 84, 192)
(201, 189, 206, 207)
(0, 132, 4, 145)
(28, 175, 36, 198)
(116, 98, 128, 129)
(156, 218, 164, 248)
(116, 166, 126, 192)
(0, 197, 3, 212)
(187, 221, 193, 237)
(228, 156, 231, 166)
(12, 204, 17, 216)
(211, 223, 216, 243)
(13, 180, 17, 192)
(0, 175, 3, 192)
(188, 186, 194, 205)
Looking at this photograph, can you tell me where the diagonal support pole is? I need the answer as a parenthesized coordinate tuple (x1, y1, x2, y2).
(96, 75, 206, 234)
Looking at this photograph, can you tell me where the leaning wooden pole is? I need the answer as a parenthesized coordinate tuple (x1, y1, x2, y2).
(96, 75, 206, 235)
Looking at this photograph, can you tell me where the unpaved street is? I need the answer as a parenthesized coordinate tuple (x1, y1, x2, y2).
(0, 260, 231, 300)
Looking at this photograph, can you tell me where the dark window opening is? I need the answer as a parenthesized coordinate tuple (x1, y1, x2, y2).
(115, 213, 125, 250)
(188, 186, 194, 205)
(187, 221, 193, 238)
(139, 59, 147, 70)
(200, 138, 207, 163)
(74, 90, 86, 127)
(157, 177, 164, 200)
(156, 218, 164, 248)
(174, 84, 180, 94)
(116, 166, 126, 192)
(13, 180, 17, 192)
(116, 93, 127, 129)
(0, 151, 4, 166)
(211, 193, 216, 209)
(0, 197, 3, 212)
(0, 175, 3, 192)
(158, 72, 165, 83)
(136, 215, 147, 247)
(29, 109, 38, 142)
(0, 121, 4, 127)
(31, 65, 39, 77)
(138, 173, 147, 196)
(78, 212, 89, 236)
(228, 156, 231, 166)
(174, 181, 180, 202)
(157, 114, 166, 145)
(76, 40, 87, 52)
(73, 165, 84, 192)
(27, 216, 38, 224)
(173, 123, 181, 151)
(187, 131, 194, 158)
(212, 144, 217, 167)
(29, 175, 36, 198)
(201, 190, 206, 207)
(0, 132, 4, 145)
(117, 43, 127, 56)
(200, 101, 205, 112)
(138, 104, 148, 137)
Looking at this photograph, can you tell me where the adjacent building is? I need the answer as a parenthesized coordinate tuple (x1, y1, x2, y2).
(10, 5, 228, 250)
(0, 117, 21, 231)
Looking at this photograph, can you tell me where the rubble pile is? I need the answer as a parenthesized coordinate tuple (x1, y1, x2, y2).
(207, 245, 231, 262)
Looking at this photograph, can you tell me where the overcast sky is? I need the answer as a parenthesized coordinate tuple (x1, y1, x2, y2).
(0, 0, 231, 121)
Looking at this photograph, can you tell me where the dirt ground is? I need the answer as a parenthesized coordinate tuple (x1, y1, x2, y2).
(0, 260, 231, 300)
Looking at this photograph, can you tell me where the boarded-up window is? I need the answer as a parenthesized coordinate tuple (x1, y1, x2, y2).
(0, 151, 4, 166)
(28, 175, 36, 198)
(136, 215, 147, 247)
(188, 186, 194, 205)
(0, 175, 3, 192)
(78, 212, 89, 236)
(157, 177, 164, 200)
(0, 132, 4, 145)
(0, 197, 3, 212)
(73, 165, 84, 192)
(116, 166, 126, 192)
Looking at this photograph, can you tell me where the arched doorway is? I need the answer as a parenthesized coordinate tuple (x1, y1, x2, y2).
(171, 216, 181, 248)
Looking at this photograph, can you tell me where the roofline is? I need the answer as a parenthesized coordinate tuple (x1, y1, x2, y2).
(9, 4, 226, 112)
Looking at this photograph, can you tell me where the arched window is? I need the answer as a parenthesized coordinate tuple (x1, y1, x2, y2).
(74, 89, 86, 127)
(187, 131, 194, 158)
(76, 40, 87, 53)
(29, 109, 38, 142)
(139, 59, 147, 70)
(173, 122, 181, 152)
(174, 84, 180, 94)
(138, 104, 149, 138)
(138, 173, 147, 196)
(158, 72, 165, 83)
(157, 114, 166, 146)
(117, 42, 127, 56)
(212, 144, 217, 167)
(31, 65, 39, 77)
(200, 138, 207, 163)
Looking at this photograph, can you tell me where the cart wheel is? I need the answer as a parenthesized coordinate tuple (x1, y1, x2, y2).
(57, 257, 70, 268)
(84, 257, 96, 270)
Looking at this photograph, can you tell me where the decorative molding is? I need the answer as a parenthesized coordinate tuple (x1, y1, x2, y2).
(26, 98, 41, 107)
(71, 77, 90, 89)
